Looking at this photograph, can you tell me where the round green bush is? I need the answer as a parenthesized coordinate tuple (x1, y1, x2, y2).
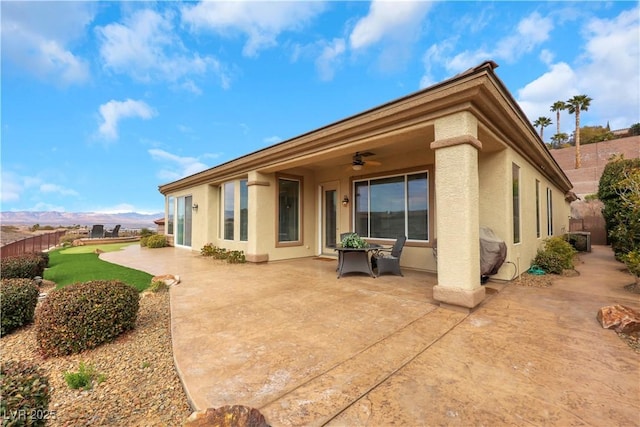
(35, 280, 140, 357)
(0, 253, 48, 279)
(0, 279, 40, 336)
(533, 236, 577, 274)
(145, 234, 168, 248)
(0, 360, 50, 427)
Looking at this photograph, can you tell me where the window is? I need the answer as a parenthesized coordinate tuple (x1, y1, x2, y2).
(277, 176, 302, 244)
(167, 196, 174, 235)
(354, 171, 428, 241)
(175, 195, 192, 246)
(223, 183, 234, 240)
(512, 163, 520, 244)
(535, 180, 541, 238)
(547, 188, 553, 236)
(240, 180, 248, 241)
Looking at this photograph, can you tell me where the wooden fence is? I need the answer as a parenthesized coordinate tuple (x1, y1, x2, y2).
(1, 231, 67, 258)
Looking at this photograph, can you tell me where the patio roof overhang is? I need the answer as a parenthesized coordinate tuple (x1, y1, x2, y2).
(158, 61, 573, 195)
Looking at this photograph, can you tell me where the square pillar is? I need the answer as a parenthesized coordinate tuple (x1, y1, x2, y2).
(246, 171, 273, 263)
(431, 112, 485, 310)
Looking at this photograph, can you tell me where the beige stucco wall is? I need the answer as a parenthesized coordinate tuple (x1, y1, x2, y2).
(479, 148, 571, 281)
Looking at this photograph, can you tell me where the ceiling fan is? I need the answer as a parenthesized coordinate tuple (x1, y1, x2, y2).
(348, 151, 381, 171)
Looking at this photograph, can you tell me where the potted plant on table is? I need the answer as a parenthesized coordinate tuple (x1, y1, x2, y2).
(341, 233, 368, 249)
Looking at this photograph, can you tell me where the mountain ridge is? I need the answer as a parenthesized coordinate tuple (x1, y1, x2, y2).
(0, 211, 163, 229)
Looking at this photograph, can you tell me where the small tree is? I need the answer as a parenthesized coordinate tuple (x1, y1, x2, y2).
(566, 94, 593, 169)
(550, 132, 569, 148)
(629, 123, 640, 136)
(598, 156, 640, 259)
(533, 117, 553, 141)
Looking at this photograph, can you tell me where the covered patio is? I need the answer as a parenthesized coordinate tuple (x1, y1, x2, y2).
(102, 244, 639, 426)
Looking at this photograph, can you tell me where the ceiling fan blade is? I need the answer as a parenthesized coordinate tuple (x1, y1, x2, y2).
(365, 160, 382, 166)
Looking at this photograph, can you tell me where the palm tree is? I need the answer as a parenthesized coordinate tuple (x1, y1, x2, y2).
(533, 117, 552, 141)
(550, 101, 566, 148)
(566, 94, 593, 169)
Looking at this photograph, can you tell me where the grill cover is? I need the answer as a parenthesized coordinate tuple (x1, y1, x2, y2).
(480, 227, 507, 276)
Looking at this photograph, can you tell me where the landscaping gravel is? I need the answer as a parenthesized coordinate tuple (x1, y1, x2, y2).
(1, 287, 192, 426)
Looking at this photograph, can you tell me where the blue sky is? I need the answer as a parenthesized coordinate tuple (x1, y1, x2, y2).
(2, 1, 638, 214)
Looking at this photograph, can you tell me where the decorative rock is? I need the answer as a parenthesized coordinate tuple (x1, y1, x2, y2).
(72, 239, 85, 246)
(597, 304, 640, 334)
(94, 248, 105, 254)
(184, 405, 270, 427)
(152, 274, 180, 287)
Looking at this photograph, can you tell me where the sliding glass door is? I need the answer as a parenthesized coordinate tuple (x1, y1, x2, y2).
(175, 195, 192, 247)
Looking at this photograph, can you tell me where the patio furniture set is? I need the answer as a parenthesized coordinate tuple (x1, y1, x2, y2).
(336, 234, 406, 278)
(89, 224, 121, 238)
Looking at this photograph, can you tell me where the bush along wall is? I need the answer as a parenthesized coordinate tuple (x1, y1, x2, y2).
(0, 279, 40, 336)
(0, 252, 48, 279)
(36, 280, 139, 357)
(533, 236, 577, 274)
(598, 156, 640, 259)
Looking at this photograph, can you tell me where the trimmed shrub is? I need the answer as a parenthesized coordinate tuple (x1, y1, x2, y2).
(1, 253, 48, 279)
(533, 236, 576, 274)
(148, 278, 169, 293)
(598, 156, 640, 258)
(36, 280, 139, 357)
(201, 244, 246, 263)
(623, 250, 640, 282)
(0, 279, 40, 336)
(0, 360, 50, 426)
(145, 234, 168, 248)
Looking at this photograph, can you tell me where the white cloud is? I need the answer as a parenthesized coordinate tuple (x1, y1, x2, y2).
(98, 99, 156, 140)
(1, 1, 93, 85)
(315, 38, 346, 81)
(436, 11, 554, 75)
(1, 172, 22, 203)
(181, 1, 325, 57)
(349, 0, 432, 50)
(96, 8, 230, 88)
(577, 7, 640, 130)
(517, 7, 640, 132)
(517, 62, 578, 129)
(148, 148, 213, 181)
(39, 183, 79, 197)
(1, 171, 79, 207)
(263, 136, 283, 145)
(349, 0, 432, 73)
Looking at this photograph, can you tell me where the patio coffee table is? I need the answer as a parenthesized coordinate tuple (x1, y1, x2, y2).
(335, 245, 381, 278)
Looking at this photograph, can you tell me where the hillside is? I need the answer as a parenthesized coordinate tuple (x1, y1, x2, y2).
(0, 211, 163, 229)
(550, 135, 640, 197)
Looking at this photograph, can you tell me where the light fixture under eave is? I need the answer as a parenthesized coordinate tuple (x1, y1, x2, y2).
(342, 195, 349, 206)
(192, 203, 198, 210)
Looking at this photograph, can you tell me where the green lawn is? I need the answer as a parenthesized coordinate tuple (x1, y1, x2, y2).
(44, 243, 152, 291)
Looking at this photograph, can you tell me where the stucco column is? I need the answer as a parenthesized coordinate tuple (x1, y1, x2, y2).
(246, 171, 273, 263)
(431, 112, 485, 310)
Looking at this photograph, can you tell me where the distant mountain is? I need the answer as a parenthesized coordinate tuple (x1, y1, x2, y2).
(0, 211, 164, 229)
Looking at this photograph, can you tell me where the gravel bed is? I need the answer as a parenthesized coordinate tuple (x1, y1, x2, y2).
(1, 288, 192, 426)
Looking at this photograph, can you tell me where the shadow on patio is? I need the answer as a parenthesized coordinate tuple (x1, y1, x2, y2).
(102, 245, 639, 426)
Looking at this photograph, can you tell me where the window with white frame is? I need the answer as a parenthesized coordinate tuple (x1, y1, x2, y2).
(354, 171, 428, 241)
(167, 196, 174, 235)
(223, 182, 234, 240)
(240, 180, 248, 241)
(277, 176, 302, 244)
(535, 180, 541, 238)
(547, 187, 553, 236)
(512, 163, 520, 244)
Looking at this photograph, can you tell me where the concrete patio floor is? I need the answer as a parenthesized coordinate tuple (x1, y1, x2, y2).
(102, 245, 640, 426)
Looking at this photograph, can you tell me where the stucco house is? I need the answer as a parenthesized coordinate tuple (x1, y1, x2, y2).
(158, 61, 574, 311)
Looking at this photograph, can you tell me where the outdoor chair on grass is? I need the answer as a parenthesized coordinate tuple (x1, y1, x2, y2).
(90, 225, 104, 239)
(105, 224, 121, 238)
(372, 235, 407, 277)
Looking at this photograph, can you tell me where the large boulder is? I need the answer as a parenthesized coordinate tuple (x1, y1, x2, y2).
(597, 304, 640, 334)
(184, 405, 269, 427)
